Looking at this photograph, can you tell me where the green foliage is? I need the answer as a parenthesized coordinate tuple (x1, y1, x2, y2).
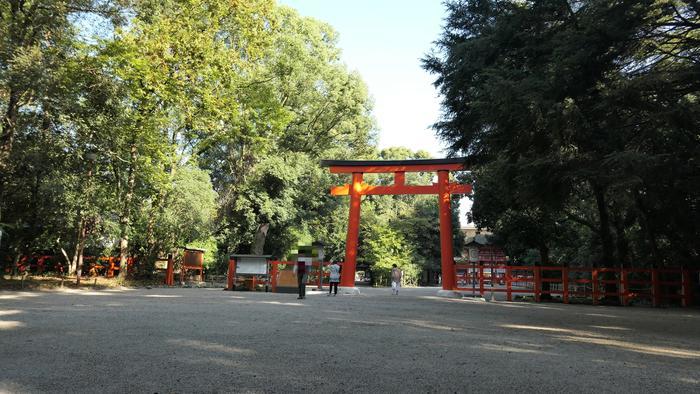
(0, 0, 468, 284)
(425, 0, 700, 267)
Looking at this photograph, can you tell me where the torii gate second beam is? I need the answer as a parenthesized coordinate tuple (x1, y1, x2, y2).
(321, 158, 471, 291)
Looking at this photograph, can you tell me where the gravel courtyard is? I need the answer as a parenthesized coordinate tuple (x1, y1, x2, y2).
(1, 286, 699, 393)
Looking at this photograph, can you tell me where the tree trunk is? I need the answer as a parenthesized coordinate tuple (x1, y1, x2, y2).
(118, 142, 137, 280)
(75, 222, 87, 286)
(70, 217, 88, 284)
(0, 89, 20, 174)
(634, 190, 661, 266)
(251, 223, 270, 255)
(0, 89, 20, 222)
(612, 212, 630, 267)
(592, 182, 614, 266)
(538, 243, 552, 300)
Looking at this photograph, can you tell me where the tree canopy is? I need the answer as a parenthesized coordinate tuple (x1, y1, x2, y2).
(425, 0, 699, 268)
(1, 0, 464, 285)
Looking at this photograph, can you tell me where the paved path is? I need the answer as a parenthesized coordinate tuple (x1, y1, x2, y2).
(1, 286, 699, 393)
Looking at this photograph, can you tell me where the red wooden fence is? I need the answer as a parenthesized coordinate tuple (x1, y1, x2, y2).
(454, 264, 698, 307)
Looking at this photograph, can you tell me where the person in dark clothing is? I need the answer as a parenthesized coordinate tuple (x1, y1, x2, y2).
(295, 258, 308, 299)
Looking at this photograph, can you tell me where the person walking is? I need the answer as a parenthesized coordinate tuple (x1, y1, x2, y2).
(391, 264, 402, 295)
(295, 258, 308, 299)
(327, 261, 341, 296)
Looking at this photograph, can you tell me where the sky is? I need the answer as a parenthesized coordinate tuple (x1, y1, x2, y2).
(278, 1, 474, 226)
(277, 0, 448, 157)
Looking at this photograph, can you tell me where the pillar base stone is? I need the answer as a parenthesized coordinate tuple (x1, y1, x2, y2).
(339, 287, 361, 295)
(436, 290, 463, 298)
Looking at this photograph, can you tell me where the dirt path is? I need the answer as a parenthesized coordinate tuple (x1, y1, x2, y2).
(1, 287, 699, 393)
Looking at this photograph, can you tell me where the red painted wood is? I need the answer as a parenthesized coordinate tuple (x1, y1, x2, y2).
(165, 254, 174, 286)
(330, 183, 472, 196)
(329, 163, 465, 173)
(438, 171, 456, 291)
(341, 173, 363, 287)
(227, 258, 235, 290)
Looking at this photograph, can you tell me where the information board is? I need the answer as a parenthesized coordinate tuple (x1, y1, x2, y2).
(236, 256, 268, 275)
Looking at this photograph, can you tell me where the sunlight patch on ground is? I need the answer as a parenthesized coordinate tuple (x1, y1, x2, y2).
(501, 324, 609, 339)
(0, 320, 26, 330)
(182, 356, 242, 368)
(326, 317, 391, 327)
(585, 313, 619, 318)
(502, 323, 700, 359)
(143, 294, 182, 298)
(0, 292, 41, 300)
(486, 301, 564, 311)
(403, 319, 463, 331)
(678, 377, 700, 384)
(257, 301, 306, 307)
(590, 325, 631, 331)
(56, 289, 111, 296)
(168, 339, 255, 356)
(0, 310, 22, 316)
(477, 343, 557, 355)
(0, 382, 36, 393)
(557, 336, 700, 359)
(417, 296, 470, 303)
(322, 310, 351, 314)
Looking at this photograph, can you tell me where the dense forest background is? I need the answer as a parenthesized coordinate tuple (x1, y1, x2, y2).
(425, 0, 699, 269)
(0, 0, 462, 284)
(2, 0, 698, 285)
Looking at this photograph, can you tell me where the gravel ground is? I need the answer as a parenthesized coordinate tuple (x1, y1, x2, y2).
(1, 286, 699, 393)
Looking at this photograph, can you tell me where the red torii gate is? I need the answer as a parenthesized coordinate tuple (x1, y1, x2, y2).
(321, 158, 471, 291)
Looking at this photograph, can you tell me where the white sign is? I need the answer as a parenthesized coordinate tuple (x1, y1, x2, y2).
(468, 248, 479, 262)
(236, 257, 268, 275)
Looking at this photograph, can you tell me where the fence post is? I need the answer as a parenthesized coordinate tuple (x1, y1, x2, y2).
(534, 266, 541, 303)
(652, 269, 660, 307)
(226, 257, 236, 291)
(165, 254, 174, 286)
(479, 265, 484, 297)
(454, 265, 459, 289)
(506, 266, 512, 302)
(592, 269, 599, 305)
(681, 269, 691, 307)
(270, 262, 278, 293)
(562, 267, 569, 304)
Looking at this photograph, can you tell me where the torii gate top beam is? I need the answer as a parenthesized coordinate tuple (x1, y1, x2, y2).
(321, 158, 471, 196)
(320, 158, 467, 174)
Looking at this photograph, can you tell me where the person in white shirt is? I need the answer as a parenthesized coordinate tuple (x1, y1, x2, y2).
(327, 262, 341, 296)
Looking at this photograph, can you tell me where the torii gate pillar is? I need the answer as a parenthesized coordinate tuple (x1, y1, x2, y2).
(343, 172, 363, 288)
(322, 159, 471, 292)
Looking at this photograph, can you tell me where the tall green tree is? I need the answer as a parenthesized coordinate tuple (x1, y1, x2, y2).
(425, 0, 700, 268)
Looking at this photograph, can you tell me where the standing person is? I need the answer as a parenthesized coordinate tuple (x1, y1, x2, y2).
(295, 258, 308, 299)
(391, 264, 402, 295)
(327, 261, 341, 296)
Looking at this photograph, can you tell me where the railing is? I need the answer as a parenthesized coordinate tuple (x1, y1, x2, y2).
(268, 261, 335, 292)
(5, 255, 134, 278)
(454, 264, 699, 307)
